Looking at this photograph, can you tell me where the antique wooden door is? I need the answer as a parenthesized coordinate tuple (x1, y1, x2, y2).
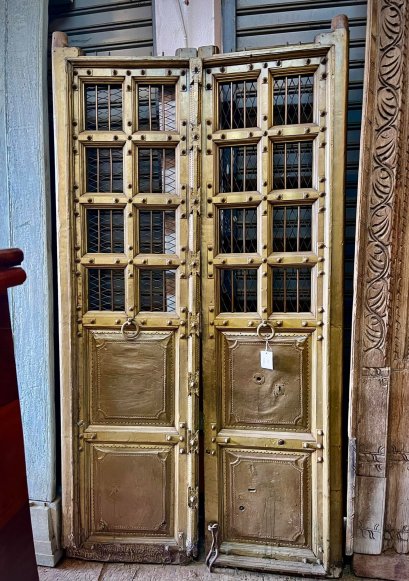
(201, 22, 348, 576)
(53, 46, 200, 562)
(52, 17, 347, 574)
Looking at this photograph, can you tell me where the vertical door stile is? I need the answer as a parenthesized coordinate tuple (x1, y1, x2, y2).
(201, 54, 220, 537)
(52, 38, 82, 550)
(185, 54, 202, 557)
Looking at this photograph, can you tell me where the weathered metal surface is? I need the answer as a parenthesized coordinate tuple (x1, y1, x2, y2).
(52, 43, 197, 561)
(221, 333, 309, 429)
(201, 19, 348, 576)
(53, 22, 347, 572)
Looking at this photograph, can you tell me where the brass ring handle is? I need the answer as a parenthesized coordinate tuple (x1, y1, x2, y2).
(121, 317, 140, 341)
(256, 320, 275, 341)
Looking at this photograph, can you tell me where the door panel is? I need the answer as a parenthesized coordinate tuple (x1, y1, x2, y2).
(88, 330, 174, 425)
(201, 27, 348, 576)
(89, 443, 174, 536)
(223, 448, 311, 546)
(220, 332, 310, 429)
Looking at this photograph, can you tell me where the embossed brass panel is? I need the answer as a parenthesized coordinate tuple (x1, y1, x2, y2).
(89, 331, 174, 425)
(221, 332, 309, 430)
(90, 444, 173, 536)
(223, 448, 310, 546)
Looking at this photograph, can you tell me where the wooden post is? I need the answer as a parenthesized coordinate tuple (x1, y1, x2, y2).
(347, 1, 409, 579)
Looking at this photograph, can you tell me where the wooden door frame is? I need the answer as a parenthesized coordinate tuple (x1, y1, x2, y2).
(347, 1, 409, 579)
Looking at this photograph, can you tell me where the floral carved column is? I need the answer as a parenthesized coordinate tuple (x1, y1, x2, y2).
(348, 1, 409, 579)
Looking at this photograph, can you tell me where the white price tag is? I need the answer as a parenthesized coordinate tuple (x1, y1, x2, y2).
(260, 349, 274, 370)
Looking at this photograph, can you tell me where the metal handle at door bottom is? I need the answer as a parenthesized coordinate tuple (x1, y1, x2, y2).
(205, 522, 220, 572)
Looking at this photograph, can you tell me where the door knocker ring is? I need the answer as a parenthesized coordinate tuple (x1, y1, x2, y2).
(121, 317, 140, 341)
(256, 319, 275, 341)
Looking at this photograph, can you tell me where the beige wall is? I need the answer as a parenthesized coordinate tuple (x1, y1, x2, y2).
(154, 0, 222, 55)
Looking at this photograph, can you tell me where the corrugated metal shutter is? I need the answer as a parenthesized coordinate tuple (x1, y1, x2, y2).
(48, 0, 153, 56)
(224, 0, 366, 393)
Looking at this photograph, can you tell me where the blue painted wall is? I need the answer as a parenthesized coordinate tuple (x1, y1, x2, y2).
(0, 0, 55, 503)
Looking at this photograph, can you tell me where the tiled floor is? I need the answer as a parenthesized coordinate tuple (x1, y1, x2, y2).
(38, 559, 374, 581)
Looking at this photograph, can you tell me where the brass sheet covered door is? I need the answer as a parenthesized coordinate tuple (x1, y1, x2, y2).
(201, 24, 348, 576)
(53, 51, 200, 562)
(53, 19, 347, 574)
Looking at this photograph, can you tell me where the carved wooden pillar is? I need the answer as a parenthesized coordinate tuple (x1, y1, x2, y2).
(347, 1, 409, 579)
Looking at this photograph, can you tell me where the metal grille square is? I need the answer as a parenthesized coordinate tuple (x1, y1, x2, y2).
(272, 205, 312, 252)
(88, 268, 125, 311)
(220, 269, 258, 312)
(273, 142, 313, 190)
(86, 148, 123, 193)
(139, 269, 176, 312)
(138, 84, 176, 131)
(273, 75, 314, 125)
(85, 84, 122, 131)
(219, 145, 258, 193)
(138, 148, 176, 193)
(272, 267, 311, 312)
(87, 209, 124, 253)
(139, 210, 176, 254)
(219, 80, 257, 129)
(219, 208, 257, 253)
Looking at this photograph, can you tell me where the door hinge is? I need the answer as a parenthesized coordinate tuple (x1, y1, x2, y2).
(188, 485, 199, 510)
(188, 251, 200, 276)
(178, 530, 185, 551)
(189, 186, 200, 214)
(188, 371, 199, 397)
(187, 429, 199, 455)
(188, 311, 201, 337)
(82, 432, 96, 440)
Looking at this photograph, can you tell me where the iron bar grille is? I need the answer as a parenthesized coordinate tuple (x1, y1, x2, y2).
(272, 141, 313, 189)
(219, 80, 257, 129)
(272, 267, 311, 312)
(87, 209, 124, 253)
(86, 148, 123, 193)
(139, 269, 176, 312)
(219, 207, 257, 253)
(272, 206, 312, 252)
(88, 268, 125, 311)
(138, 84, 176, 131)
(139, 210, 176, 254)
(220, 268, 258, 312)
(273, 75, 314, 125)
(85, 84, 122, 131)
(138, 148, 176, 193)
(219, 145, 257, 192)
